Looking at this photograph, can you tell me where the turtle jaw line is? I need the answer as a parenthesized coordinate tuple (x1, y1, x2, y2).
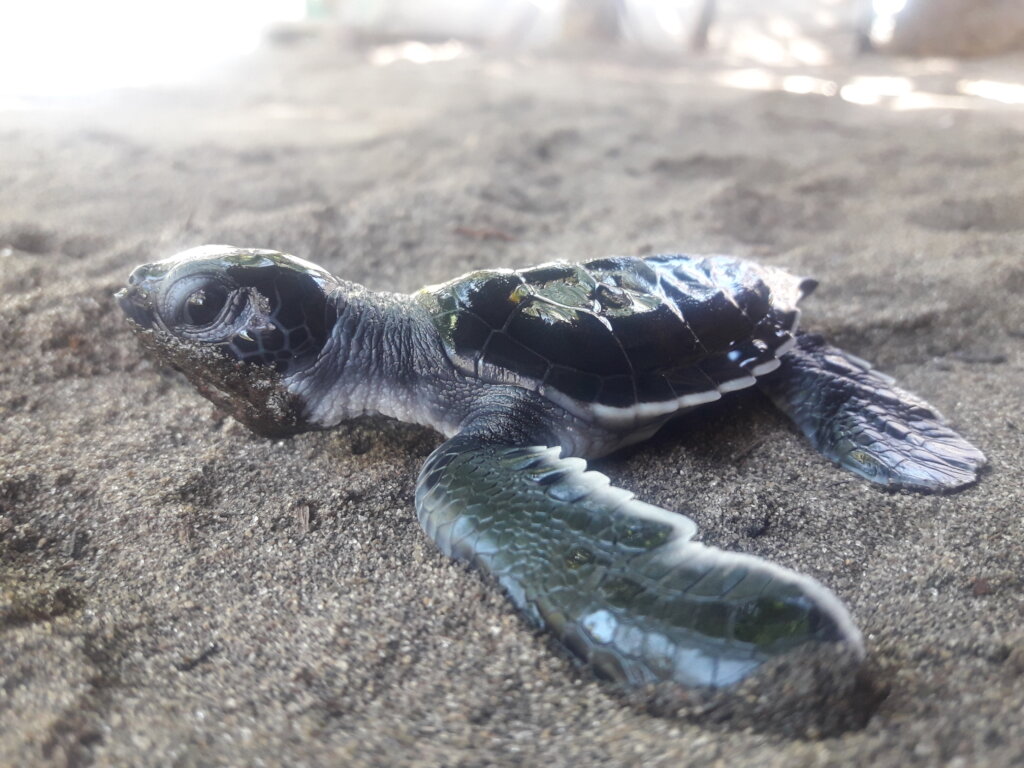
(128, 322, 311, 438)
(115, 285, 158, 331)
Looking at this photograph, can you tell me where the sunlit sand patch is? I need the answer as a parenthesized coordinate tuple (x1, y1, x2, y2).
(781, 75, 838, 97)
(838, 75, 913, 106)
(887, 91, 974, 111)
(711, 65, 1024, 113)
(714, 68, 778, 92)
(369, 40, 469, 67)
(0, 0, 305, 97)
(958, 79, 1024, 105)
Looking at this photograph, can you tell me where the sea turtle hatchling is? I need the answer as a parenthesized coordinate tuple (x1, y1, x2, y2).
(116, 245, 985, 689)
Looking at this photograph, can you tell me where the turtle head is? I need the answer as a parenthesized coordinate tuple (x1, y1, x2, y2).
(116, 245, 340, 437)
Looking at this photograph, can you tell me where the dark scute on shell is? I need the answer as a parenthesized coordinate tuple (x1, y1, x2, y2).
(583, 256, 651, 279)
(634, 372, 676, 403)
(519, 262, 580, 286)
(659, 275, 755, 352)
(663, 366, 719, 398)
(598, 375, 637, 407)
(698, 355, 750, 387)
(507, 307, 630, 376)
(449, 310, 492, 362)
(603, 260, 660, 293)
(430, 253, 805, 412)
(730, 278, 773, 322)
(454, 270, 522, 329)
(753, 320, 795, 351)
(692, 256, 770, 309)
(606, 302, 702, 371)
(727, 335, 777, 374)
(545, 366, 602, 403)
(483, 332, 550, 381)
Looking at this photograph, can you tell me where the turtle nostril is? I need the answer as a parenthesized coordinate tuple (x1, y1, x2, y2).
(116, 284, 155, 328)
(117, 284, 148, 302)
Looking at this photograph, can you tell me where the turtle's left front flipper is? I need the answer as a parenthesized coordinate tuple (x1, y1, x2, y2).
(760, 333, 986, 492)
(415, 424, 862, 689)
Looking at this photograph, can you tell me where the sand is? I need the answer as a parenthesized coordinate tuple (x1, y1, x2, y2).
(2, 38, 1023, 767)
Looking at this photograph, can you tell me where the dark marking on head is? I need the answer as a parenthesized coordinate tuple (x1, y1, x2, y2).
(116, 245, 341, 437)
(130, 325, 307, 438)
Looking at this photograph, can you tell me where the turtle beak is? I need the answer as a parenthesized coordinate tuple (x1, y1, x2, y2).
(115, 263, 164, 329)
(115, 284, 156, 329)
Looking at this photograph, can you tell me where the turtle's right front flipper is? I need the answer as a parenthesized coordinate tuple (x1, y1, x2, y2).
(760, 333, 986, 492)
(415, 428, 862, 689)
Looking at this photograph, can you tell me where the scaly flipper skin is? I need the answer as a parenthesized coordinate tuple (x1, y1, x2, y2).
(415, 426, 863, 688)
(760, 333, 986, 491)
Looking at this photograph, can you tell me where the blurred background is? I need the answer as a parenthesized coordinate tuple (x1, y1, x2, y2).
(3, 0, 1023, 291)
(2, 0, 1024, 102)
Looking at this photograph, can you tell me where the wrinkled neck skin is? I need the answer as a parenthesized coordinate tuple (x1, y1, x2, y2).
(285, 283, 631, 458)
(286, 283, 465, 436)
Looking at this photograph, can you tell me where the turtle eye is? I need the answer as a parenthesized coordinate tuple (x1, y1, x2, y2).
(182, 284, 229, 326)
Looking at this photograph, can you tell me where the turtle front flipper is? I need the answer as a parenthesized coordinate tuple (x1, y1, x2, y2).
(760, 333, 986, 492)
(415, 428, 862, 688)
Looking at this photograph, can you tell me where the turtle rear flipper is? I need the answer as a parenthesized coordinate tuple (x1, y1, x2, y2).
(760, 333, 986, 492)
(415, 405, 862, 688)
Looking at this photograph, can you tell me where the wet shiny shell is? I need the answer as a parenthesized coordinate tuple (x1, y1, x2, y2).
(418, 254, 811, 426)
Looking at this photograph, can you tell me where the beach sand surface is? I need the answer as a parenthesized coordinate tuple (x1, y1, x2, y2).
(2, 40, 1023, 767)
